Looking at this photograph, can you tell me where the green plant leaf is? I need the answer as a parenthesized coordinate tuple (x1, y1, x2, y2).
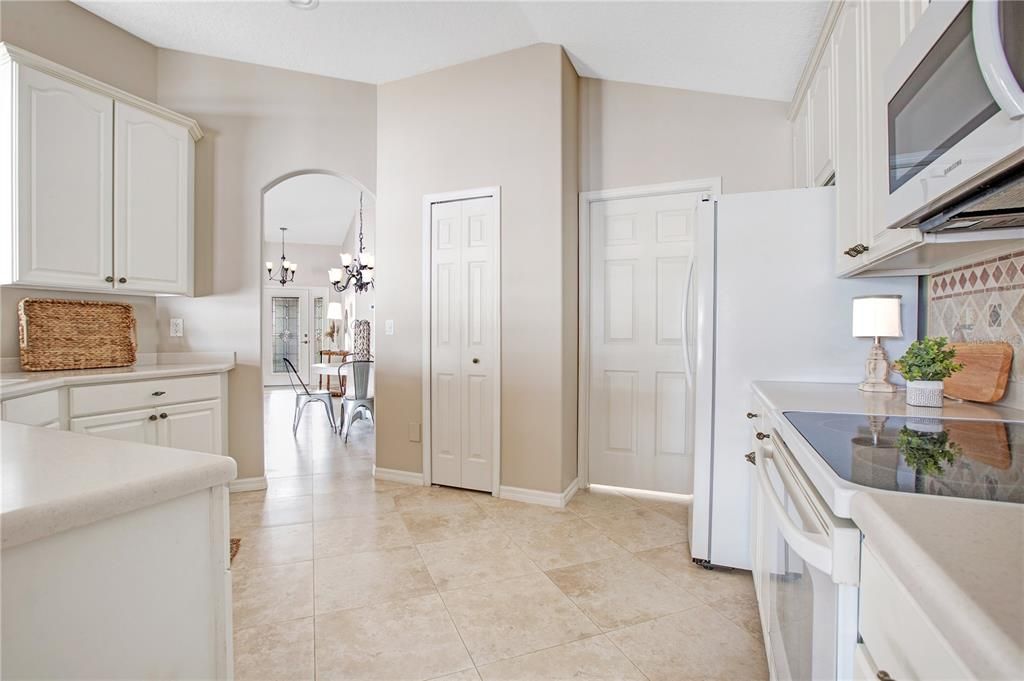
(892, 337, 964, 382)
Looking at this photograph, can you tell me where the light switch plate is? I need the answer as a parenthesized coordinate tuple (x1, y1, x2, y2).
(170, 318, 184, 337)
(385, 320, 395, 335)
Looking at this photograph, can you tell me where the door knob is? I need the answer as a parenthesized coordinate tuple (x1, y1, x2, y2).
(159, 413, 168, 419)
(472, 358, 480, 364)
(148, 414, 158, 421)
(756, 431, 770, 440)
(105, 275, 114, 282)
(118, 277, 127, 284)
(745, 451, 756, 465)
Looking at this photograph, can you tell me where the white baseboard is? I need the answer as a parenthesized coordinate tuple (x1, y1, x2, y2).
(500, 478, 580, 508)
(230, 476, 268, 493)
(373, 466, 424, 486)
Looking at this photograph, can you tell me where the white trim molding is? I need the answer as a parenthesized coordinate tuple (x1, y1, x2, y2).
(0, 42, 204, 140)
(421, 186, 502, 495)
(500, 478, 579, 509)
(229, 477, 268, 493)
(577, 178, 722, 490)
(373, 466, 425, 486)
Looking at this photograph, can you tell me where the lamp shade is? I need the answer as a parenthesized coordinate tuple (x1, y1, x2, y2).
(326, 302, 344, 320)
(852, 295, 903, 338)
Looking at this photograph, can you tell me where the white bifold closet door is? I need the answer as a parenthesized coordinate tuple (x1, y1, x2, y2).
(588, 191, 699, 494)
(430, 196, 498, 492)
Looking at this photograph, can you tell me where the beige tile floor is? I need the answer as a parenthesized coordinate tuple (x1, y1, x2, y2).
(230, 389, 767, 681)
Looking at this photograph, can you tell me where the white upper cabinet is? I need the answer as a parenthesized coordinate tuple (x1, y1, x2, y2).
(792, 102, 810, 189)
(10, 65, 114, 289)
(0, 44, 201, 295)
(834, 1, 867, 275)
(808, 42, 835, 187)
(114, 102, 194, 295)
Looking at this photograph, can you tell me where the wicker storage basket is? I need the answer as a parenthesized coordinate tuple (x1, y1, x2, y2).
(18, 299, 137, 371)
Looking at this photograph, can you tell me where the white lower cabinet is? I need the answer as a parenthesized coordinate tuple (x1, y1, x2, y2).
(71, 407, 159, 445)
(5, 373, 228, 456)
(859, 542, 972, 680)
(157, 399, 222, 455)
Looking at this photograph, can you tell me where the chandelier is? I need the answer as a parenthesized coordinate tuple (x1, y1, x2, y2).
(329, 192, 374, 293)
(266, 227, 297, 286)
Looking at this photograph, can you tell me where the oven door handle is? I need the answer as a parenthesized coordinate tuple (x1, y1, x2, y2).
(973, 0, 1024, 119)
(755, 444, 833, 575)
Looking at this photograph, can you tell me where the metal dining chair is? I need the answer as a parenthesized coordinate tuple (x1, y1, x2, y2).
(338, 359, 374, 442)
(283, 357, 337, 435)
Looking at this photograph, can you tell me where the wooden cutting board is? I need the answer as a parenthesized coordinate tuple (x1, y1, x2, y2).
(943, 342, 1013, 403)
(18, 298, 137, 371)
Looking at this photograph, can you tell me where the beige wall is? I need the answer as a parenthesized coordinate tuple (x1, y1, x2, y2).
(0, 0, 157, 100)
(376, 44, 578, 493)
(580, 78, 793, 194)
(154, 49, 377, 480)
(560, 52, 580, 489)
(0, 0, 161, 361)
(0, 288, 159, 359)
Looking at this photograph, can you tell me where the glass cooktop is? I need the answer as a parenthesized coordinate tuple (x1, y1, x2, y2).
(784, 412, 1024, 504)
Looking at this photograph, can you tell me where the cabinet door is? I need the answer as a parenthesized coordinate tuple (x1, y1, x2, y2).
(863, 0, 922, 260)
(833, 1, 869, 275)
(15, 66, 113, 290)
(808, 43, 835, 186)
(792, 102, 811, 188)
(157, 399, 221, 454)
(70, 408, 157, 444)
(114, 101, 194, 295)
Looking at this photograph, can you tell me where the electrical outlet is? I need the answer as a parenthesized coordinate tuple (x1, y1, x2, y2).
(385, 320, 395, 335)
(169, 318, 184, 337)
(408, 422, 421, 442)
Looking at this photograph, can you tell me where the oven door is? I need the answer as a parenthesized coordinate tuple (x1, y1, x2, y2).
(886, 0, 1024, 228)
(757, 435, 841, 681)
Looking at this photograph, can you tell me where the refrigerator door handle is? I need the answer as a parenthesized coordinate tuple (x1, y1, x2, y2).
(681, 255, 696, 389)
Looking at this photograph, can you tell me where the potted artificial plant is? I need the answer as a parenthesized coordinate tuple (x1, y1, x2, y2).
(892, 337, 963, 408)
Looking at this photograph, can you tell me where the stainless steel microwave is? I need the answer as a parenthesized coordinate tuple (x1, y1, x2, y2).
(885, 0, 1024, 230)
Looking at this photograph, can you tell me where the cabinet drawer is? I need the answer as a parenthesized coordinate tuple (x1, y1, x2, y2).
(70, 375, 221, 417)
(860, 543, 971, 680)
(2, 390, 61, 427)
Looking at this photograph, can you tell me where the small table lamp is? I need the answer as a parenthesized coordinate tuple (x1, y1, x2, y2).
(852, 295, 903, 393)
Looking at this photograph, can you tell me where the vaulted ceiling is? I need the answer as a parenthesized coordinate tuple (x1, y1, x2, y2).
(74, 1, 827, 102)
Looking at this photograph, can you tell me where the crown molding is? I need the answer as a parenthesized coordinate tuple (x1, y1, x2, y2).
(0, 42, 203, 141)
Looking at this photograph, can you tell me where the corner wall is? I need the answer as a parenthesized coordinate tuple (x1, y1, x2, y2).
(376, 44, 578, 494)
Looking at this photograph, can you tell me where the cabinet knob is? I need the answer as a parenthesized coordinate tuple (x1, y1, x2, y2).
(148, 414, 158, 421)
(118, 277, 127, 284)
(159, 413, 168, 419)
(746, 412, 758, 419)
(756, 431, 770, 440)
(472, 358, 480, 364)
(105, 276, 114, 282)
(877, 672, 894, 681)
(152, 391, 166, 396)
(745, 451, 756, 465)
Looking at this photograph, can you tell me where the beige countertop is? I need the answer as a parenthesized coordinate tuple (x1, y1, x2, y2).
(754, 381, 1024, 680)
(0, 352, 235, 400)
(1, 421, 237, 550)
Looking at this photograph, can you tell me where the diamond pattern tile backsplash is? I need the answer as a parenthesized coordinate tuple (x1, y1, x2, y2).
(926, 248, 1024, 406)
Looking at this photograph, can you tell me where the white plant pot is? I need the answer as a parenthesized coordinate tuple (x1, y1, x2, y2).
(905, 380, 944, 408)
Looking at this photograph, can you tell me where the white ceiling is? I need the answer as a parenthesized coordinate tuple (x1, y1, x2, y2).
(74, 1, 828, 102)
(264, 173, 362, 246)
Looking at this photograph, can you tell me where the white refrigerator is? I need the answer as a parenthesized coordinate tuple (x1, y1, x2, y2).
(688, 187, 919, 570)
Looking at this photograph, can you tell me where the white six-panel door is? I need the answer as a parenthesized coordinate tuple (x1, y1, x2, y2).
(588, 192, 699, 493)
(15, 65, 113, 289)
(114, 101, 193, 295)
(430, 195, 498, 492)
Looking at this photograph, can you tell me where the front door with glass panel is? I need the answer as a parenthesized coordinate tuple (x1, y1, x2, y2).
(263, 287, 311, 386)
